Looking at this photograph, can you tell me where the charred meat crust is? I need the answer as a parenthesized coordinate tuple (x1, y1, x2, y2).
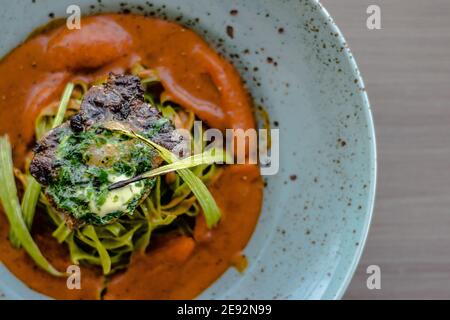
(30, 73, 182, 186)
(30, 124, 69, 185)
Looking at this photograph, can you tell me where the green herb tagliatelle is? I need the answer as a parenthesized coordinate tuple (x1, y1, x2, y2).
(0, 82, 74, 272)
(20, 83, 75, 233)
(0, 136, 62, 276)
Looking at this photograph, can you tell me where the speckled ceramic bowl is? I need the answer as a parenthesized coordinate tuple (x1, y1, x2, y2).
(0, 0, 376, 300)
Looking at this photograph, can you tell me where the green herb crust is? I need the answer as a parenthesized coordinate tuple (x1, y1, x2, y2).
(46, 126, 160, 225)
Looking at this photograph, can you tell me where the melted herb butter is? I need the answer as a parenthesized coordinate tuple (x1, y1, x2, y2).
(88, 174, 144, 217)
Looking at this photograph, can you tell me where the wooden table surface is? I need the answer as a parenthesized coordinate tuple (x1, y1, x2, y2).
(320, 0, 450, 299)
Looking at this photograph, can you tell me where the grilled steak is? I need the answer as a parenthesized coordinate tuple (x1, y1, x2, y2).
(30, 73, 183, 226)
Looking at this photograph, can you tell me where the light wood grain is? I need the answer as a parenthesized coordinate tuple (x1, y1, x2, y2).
(321, 0, 450, 299)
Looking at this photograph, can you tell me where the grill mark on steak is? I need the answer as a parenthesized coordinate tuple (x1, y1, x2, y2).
(30, 73, 183, 186)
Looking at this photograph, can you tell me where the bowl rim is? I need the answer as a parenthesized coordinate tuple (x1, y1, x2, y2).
(314, 0, 377, 299)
